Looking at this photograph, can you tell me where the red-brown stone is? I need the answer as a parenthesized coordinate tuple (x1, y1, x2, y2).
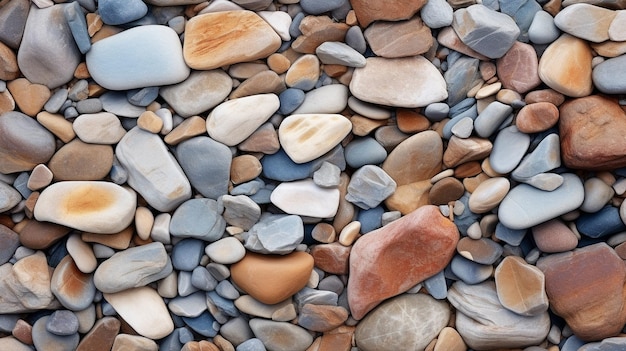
(76, 317, 121, 351)
(17, 219, 71, 250)
(310, 242, 351, 275)
(347, 205, 459, 319)
(350, 0, 427, 28)
(496, 41, 541, 94)
(516, 102, 559, 134)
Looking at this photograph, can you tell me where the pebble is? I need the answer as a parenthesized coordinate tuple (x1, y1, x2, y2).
(48, 139, 113, 181)
(0, 181, 21, 213)
(581, 177, 615, 213)
(489, 125, 531, 174)
(313, 161, 340, 188)
(421, 0, 453, 28)
(87, 25, 189, 90)
(231, 251, 313, 304)
(456, 237, 503, 265)
(350, 0, 426, 28)
(100, 91, 145, 117)
(512, 133, 561, 180)
(112, 334, 158, 351)
(98, 0, 147, 25)
(516, 102, 560, 133)
(538, 34, 593, 97)
(160, 70, 232, 118)
(532, 219, 579, 253)
(284, 54, 320, 91)
(429, 177, 464, 205)
(170, 198, 226, 242)
(443, 136, 493, 168)
(448, 281, 550, 350)
(270, 179, 340, 218)
(496, 41, 541, 94)
(355, 294, 449, 351)
(183, 11, 280, 70)
(310, 242, 351, 275)
(72, 112, 126, 144)
(46, 310, 79, 336)
(0, 251, 56, 313)
(473, 101, 513, 138)
(0, 225, 19, 265)
(592, 54, 626, 94)
(248, 319, 312, 351)
(257, 10, 291, 41)
(350, 56, 447, 108)
(364, 16, 433, 58)
(7, 78, 50, 117)
(205, 237, 246, 265)
(168, 291, 207, 318)
(495, 256, 548, 316)
(577, 205, 626, 238)
(579, 337, 626, 351)
(450, 255, 493, 285)
(0, 111, 56, 173)
(176, 136, 231, 200)
(50, 255, 96, 311)
(554, 3, 615, 43)
(291, 84, 349, 114)
(345, 165, 396, 210)
(66, 233, 97, 273)
(344, 137, 387, 169)
(528, 10, 561, 44)
(32, 316, 79, 351)
(34, 181, 136, 234)
(315, 41, 365, 67)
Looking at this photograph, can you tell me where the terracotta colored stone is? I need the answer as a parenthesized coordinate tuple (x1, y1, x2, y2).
(48, 139, 114, 181)
(238, 122, 280, 154)
(183, 10, 281, 70)
(537, 243, 626, 341)
(50, 255, 96, 311)
(36, 111, 76, 143)
(437, 26, 491, 61)
(384, 180, 432, 215)
(0, 41, 19, 80)
(230, 251, 314, 304)
(17, 219, 71, 250)
(560, 95, 626, 170)
(298, 304, 349, 332)
(364, 17, 433, 58)
(531, 219, 578, 253)
(350, 115, 386, 137)
(382, 130, 443, 186)
(76, 317, 121, 351)
(429, 177, 464, 205)
(516, 102, 559, 133)
(348, 205, 459, 319)
(310, 242, 351, 275)
(81, 226, 133, 250)
(454, 161, 482, 178)
(230, 155, 262, 184)
(291, 15, 349, 54)
(317, 326, 354, 351)
(495, 256, 548, 317)
(443, 136, 493, 168)
(396, 109, 430, 134)
(496, 41, 541, 94)
(163, 116, 207, 145)
(267, 53, 291, 74)
(350, 0, 427, 27)
(7, 78, 51, 117)
(538, 34, 593, 97)
(524, 89, 565, 106)
(12, 319, 33, 345)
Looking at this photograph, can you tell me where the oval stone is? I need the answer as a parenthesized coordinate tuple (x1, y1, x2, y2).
(86, 25, 190, 90)
(469, 177, 510, 214)
(0, 111, 56, 173)
(270, 179, 340, 218)
(48, 139, 113, 181)
(34, 181, 137, 234)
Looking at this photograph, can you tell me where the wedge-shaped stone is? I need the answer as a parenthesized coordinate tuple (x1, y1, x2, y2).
(495, 256, 548, 317)
(34, 181, 136, 234)
(279, 114, 352, 164)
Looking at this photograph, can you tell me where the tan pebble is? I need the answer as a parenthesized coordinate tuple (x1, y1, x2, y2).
(443, 136, 493, 168)
(111, 334, 158, 351)
(238, 122, 280, 154)
(350, 115, 386, 136)
(481, 158, 503, 178)
(291, 16, 349, 54)
(425, 338, 437, 351)
(364, 17, 433, 58)
(495, 89, 522, 105)
(543, 0, 561, 16)
(312, 222, 336, 243)
(463, 172, 490, 193)
(0, 41, 19, 80)
(88, 83, 106, 97)
(212, 336, 235, 351)
(36, 111, 76, 143)
(437, 27, 490, 61)
(430, 169, 455, 184)
(468, 177, 510, 213)
(496, 256, 548, 317)
(337, 67, 354, 86)
(384, 180, 432, 215)
(163, 116, 206, 145)
(86, 13, 103, 37)
(307, 269, 320, 288)
(285, 54, 320, 90)
(230, 154, 262, 184)
(597, 171, 616, 187)
(591, 40, 626, 58)
(454, 161, 482, 178)
(81, 226, 133, 250)
(396, 108, 430, 133)
(74, 62, 91, 79)
(27, 164, 53, 191)
(524, 88, 565, 106)
(91, 24, 122, 43)
(67, 232, 98, 273)
(475, 82, 501, 99)
(24, 192, 38, 219)
(230, 70, 285, 99)
(138, 111, 164, 134)
(267, 53, 291, 74)
(135, 207, 154, 241)
(338, 221, 361, 246)
(48, 139, 113, 181)
(228, 62, 269, 79)
(323, 64, 348, 78)
(271, 303, 298, 322)
(538, 34, 593, 97)
(515, 102, 559, 133)
(0, 90, 15, 114)
(466, 81, 483, 98)
(7, 78, 51, 117)
(346, 10, 358, 26)
(479, 61, 496, 81)
(429, 177, 465, 205)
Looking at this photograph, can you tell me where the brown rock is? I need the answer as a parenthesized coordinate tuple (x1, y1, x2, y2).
(267, 53, 291, 74)
(347, 205, 459, 319)
(76, 317, 121, 351)
(317, 326, 354, 351)
(479, 61, 496, 81)
(17, 219, 71, 250)
(36, 111, 76, 143)
(310, 242, 351, 275)
(560, 95, 626, 170)
(0, 41, 19, 80)
(531, 219, 579, 253)
(537, 243, 626, 341)
(291, 15, 349, 54)
(27, 164, 53, 191)
(163, 115, 207, 146)
(12, 319, 33, 345)
(462, 172, 490, 193)
(332, 173, 356, 234)
(516, 102, 560, 133)
(0, 89, 15, 114)
(454, 161, 482, 178)
(238, 122, 280, 154)
(350, 0, 427, 28)
(495, 256, 548, 316)
(384, 180, 432, 215)
(182, 341, 221, 351)
(230, 251, 314, 304)
(591, 40, 626, 58)
(524, 88, 565, 106)
(311, 223, 336, 243)
(230, 70, 285, 99)
(457, 237, 503, 265)
(183, 10, 281, 70)
(538, 34, 593, 97)
(230, 154, 262, 184)
(396, 108, 430, 133)
(382, 130, 443, 186)
(323, 64, 348, 78)
(137, 111, 163, 134)
(81, 226, 133, 250)
(374, 125, 411, 151)
(48, 139, 114, 181)
(285, 54, 320, 90)
(496, 41, 541, 94)
(437, 27, 490, 61)
(350, 115, 386, 136)
(443, 136, 493, 168)
(298, 304, 349, 332)
(364, 17, 433, 58)
(429, 177, 464, 205)
(7, 78, 50, 117)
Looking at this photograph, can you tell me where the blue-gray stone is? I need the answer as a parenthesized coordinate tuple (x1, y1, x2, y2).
(206, 263, 230, 281)
(109, 157, 128, 185)
(473, 101, 513, 138)
(528, 10, 561, 45)
(191, 266, 218, 291)
(63, 106, 79, 119)
(171, 238, 205, 271)
(100, 91, 145, 117)
(249, 187, 273, 205)
(278, 88, 305, 115)
(345, 26, 367, 54)
(231, 179, 265, 196)
(216, 280, 240, 300)
(424, 102, 451, 122)
(178, 271, 199, 297)
(244, 214, 304, 254)
(345, 137, 387, 169)
(127, 87, 160, 107)
(562, 335, 586, 351)
(424, 270, 448, 299)
(237, 338, 267, 351)
(221, 195, 261, 231)
(489, 125, 531, 174)
(576, 206, 626, 239)
(46, 310, 79, 336)
(442, 104, 478, 139)
(67, 79, 88, 101)
(448, 97, 476, 117)
(64, 1, 91, 54)
(289, 12, 305, 38)
(512, 133, 561, 180)
(318, 275, 344, 295)
(168, 291, 207, 318)
(444, 56, 482, 106)
(0, 0, 30, 49)
(300, 0, 346, 14)
(159, 328, 185, 351)
(356, 205, 384, 234)
(76, 99, 103, 114)
(182, 311, 219, 337)
(0, 314, 19, 333)
(0, 180, 21, 213)
(261, 149, 316, 182)
(421, 0, 454, 28)
(44, 88, 68, 113)
(450, 255, 493, 285)
(207, 291, 239, 317)
(451, 193, 479, 236)
(176, 136, 231, 200)
(313, 161, 341, 188)
(98, 0, 148, 25)
(32, 316, 79, 351)
(221, 317, 255, 347)
(346, 165, 396, 210)
(495, 222, 527, 246)
(315, 41, 366, 67)
(331, 0, 351, 20)
(593, 54, 626, 94)
(579, 337, 626, 351)
(170, 198, 226, 242)
(498, 0, 542, 42)
(294, 287, 338, 310)
(0, 226, 19, 266)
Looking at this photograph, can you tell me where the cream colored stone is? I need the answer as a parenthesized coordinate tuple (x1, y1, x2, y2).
(279, 114, 352, 163)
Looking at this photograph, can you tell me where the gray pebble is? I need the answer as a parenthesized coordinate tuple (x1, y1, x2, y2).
(344, 137, 387, 169)
(424, 102, 450, 121)
(127, 86, 159, 107)
(313, 161, 341, 188)
(244, 214, 304, 254)
(0, 0, 29, 50)
(207, 291, 239, 317)
(450, 255, 493, 285)
(346, 165, 396, 210)
(44, 88, 69, 114)
(178, 271, 199, 297)
(0, 314, 19, 333)
(289, 12, 305, 38)
(75, 98, 103, 114)
(444, 56, 482, 106)
(474, 101, 513, 138)
(68, 79, 88, 102)
(221, 316, 255, 347)
(237, 338, 267, 351)
(300, 0, 345, 14)
(12, 172, 30, 200)
(32, 316, 79, 351)
(512, 133, 561, 180)
(168, 16, 186, 35)
(315, 41, 366, 67)
(216, 280, 240, 300)
(171, 238, 205, 271)
(221, 195, 261, 231)
(442, 104, 478, 139)
(294, 287, 338, 310)
(46, 310, 79, 336)
(451, 116, 474, 139)
(207, 262, 230, 281)
(593, 54, 626, 95)
(345, 26, 367, 54)
(424, 270, 448, 299)
(528, 10, 560, 44)
(170, 198, 226, 242)
(420, 0, 454, 28)
(176, 137, 231, 200)
(98, 0, 148, 25)
(63, 106, 79, 119)
(168, 291, 207, 318)
(191, 266, 218, 291)
(489, 125, 531, 174)
(521, 173, 564, 191)
(231, 179, 265, 196)
(278, 88, 306, 115)
(0, 181, 21, 213)
(100, 91, 145, 117)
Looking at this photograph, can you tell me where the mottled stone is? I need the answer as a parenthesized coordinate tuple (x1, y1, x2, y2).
(350, 0, 427, 27)
(495, 256, 548, 316)
(363, 17, 433, 58)
(538, 34, 593, 97)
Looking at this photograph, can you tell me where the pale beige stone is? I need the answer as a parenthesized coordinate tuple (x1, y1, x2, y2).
(73, 112, 126, 144)
(36, 111, 76, 143)
(468, 177, 510, 213)
(27, 164, 53, 191)
(279, 114, 352, 163)
(137, 111, 164, 134)
(538, 34, 593, 97)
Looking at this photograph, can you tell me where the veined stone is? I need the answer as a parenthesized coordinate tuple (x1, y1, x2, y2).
(34, 181, 136, 234)
(278, 114, 352, 164)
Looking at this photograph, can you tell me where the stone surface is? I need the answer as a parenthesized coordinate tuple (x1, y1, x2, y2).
(516, 102, 560, 133)
(0, 252, 56, 313)
(249, 319, 313, 351)
(72, 112, 126, 145)
(495, 256, 549, 316)
(355, 294, 450, 351)
(298, 304, 348, 332)
(6, 78, 50, 117)
(593, 54, 626, 94)
(160, 70, 232, 118)
(346, 165, 396, 210)
(184, 10, 281, 70)
(350, 56, 447, 108)
(0, 111, 56, 174)
(169, 198, 226, 241)
(50, 255, 96, 311)
(364, 17, 433, 58)
(538, 34, 593, 97)
(349, 0, 427, 27)
(270, 179, 340, 218)
(279, 114, 351, 164)
(554, 3, 615, 43)
(176, 136, 231, 200)
(532, 219, 579, 253)
(48, 140, 113, 181)
(496, 41, 541, 94)
(32, 316, 79, 351)
(244, 214, 303, 255)
(348, 205, 458, 319)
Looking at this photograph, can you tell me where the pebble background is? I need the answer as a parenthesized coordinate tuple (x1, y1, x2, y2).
(0, 0, 626, 350)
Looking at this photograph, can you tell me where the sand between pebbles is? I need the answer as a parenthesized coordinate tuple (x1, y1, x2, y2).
(1, 0, 626, 350)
